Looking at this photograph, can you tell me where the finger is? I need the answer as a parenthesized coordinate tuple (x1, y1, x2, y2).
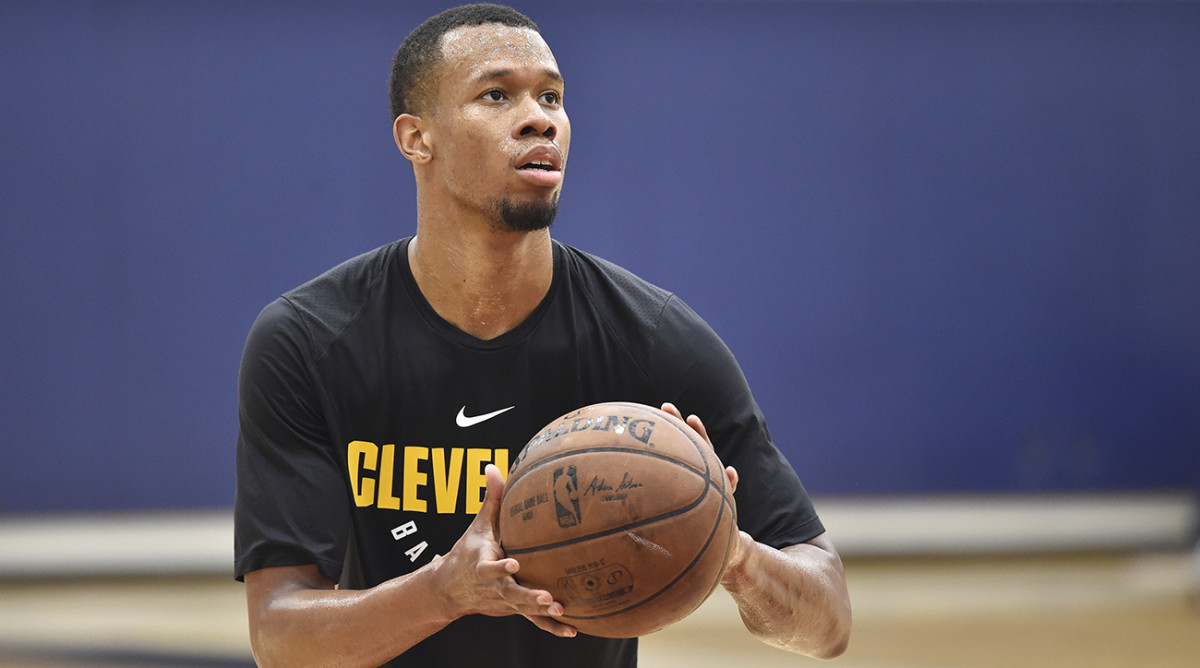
(659, 402, 681, 419)
(478, 463, 506, 529)
(477, 556, 520, 579)
(524, 614, 578, 638)
(500, 581, 568, 622)
(497, 572, 558, 610)
(684, 412, 711, 444)
(725, 465, 739, 493)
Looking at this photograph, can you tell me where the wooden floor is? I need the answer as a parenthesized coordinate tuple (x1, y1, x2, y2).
(1, 551, 1196, 667)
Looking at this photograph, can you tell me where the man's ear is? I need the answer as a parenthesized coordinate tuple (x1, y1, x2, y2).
(394, 113, 432, 165)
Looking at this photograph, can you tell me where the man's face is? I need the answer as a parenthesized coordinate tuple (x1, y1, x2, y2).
(425, 24, 570, 232)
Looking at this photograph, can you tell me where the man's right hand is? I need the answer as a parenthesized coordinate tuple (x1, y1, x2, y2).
(432, 463, 577, 637)
(244, 464, 575, 668)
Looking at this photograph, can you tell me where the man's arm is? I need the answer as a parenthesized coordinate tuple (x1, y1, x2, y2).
(243, 465, 577, 668)
(661, 405, 852, 659)
(720, 531, 852, 659)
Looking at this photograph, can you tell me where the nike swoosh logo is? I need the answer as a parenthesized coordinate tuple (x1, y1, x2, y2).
(456, 405, 515, 428)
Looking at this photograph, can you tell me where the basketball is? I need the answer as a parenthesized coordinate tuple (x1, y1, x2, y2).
(498, 401, 737, 638)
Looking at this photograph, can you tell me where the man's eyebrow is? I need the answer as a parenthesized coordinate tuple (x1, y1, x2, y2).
(471, 67, 564, 85)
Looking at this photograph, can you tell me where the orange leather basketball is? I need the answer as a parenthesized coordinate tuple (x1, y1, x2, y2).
(498, 402, 737, 638)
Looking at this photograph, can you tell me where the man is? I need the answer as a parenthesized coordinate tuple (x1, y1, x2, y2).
(234, 4, 851, 667)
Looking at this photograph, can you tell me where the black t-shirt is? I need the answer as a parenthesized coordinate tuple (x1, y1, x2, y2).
(235, 238, 824, 667)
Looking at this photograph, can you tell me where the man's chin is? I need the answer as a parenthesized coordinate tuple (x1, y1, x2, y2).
(496, 196, 559, 233)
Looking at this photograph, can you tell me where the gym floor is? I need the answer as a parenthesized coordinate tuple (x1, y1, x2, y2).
(1, 551, 1196, 668)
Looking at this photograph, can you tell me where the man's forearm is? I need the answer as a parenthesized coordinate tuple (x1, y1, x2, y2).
(246, 465, 574, 668)
(248, 563, 455, 668)
(720, 532, 852, 659)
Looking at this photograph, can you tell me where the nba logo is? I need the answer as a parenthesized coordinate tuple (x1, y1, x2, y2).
(553, 465, 581, 528)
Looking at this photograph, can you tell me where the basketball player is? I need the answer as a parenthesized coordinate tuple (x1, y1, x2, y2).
(234, 4, 851, 667)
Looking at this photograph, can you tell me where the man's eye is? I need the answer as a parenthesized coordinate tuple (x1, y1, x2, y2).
(540, 92, 560, 105)
(482, 90, 505, 102)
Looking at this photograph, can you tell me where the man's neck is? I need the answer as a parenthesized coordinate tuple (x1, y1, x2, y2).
(408, 223, 553, 341)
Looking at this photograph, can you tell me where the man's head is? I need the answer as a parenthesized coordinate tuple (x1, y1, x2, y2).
(389, 3, 539, 121)
(390, 4, 569, 233)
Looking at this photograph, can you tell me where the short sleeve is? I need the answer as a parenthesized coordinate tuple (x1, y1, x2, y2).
(233, 298, 350, 582)
(648, 296, 825, 549)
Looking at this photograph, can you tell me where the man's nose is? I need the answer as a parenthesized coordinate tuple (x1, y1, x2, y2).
(515, 97, 556, 141)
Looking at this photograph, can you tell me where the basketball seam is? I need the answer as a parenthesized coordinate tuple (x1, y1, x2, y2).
(506, 445, 707, 489)
(502, 452, 711, 555)
(562, 490, 733, 623)
(556, 403, 736, 624)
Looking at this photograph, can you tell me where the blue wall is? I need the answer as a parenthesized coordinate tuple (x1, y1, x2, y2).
(2, 1, 1197, 512)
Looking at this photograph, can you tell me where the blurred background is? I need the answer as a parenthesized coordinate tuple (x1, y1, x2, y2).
(2, 1, 1197, 666)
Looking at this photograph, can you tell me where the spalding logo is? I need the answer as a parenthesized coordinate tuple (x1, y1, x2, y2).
(553, 465, 582, 528)
(512, 413, 658, 471)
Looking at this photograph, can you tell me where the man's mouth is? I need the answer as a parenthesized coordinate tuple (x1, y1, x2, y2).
(519, 158, 557, 171)
(515, 145, 563, 172)
(514, 145, 564, 187)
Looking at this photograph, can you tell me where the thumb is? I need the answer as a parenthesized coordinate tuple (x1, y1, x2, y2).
(479, 463, 507, 527)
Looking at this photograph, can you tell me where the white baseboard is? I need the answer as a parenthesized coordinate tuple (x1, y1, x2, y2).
(0, 510, 235, 578)
(816, 490, 1199, 556)
(0, 492, 1196, 577)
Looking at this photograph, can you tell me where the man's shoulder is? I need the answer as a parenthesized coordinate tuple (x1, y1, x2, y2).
(284, 239, 407, 306)
(257, 239, 408, 355)
(556, 241, 728, 358)
(556, 241, 675, 313)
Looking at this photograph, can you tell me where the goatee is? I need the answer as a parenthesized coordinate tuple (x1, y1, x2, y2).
(497, 196, 559, 233)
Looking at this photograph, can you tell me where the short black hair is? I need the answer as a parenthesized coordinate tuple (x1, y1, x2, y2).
(388, 3, 540, 119)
